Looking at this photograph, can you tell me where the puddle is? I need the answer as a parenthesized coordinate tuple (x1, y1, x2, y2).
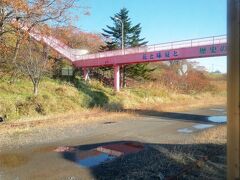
(0, 154, 29, 168)
(61, 142, 144, 168)
(76, 150, 115, 168)
(208, 116, 227, 123)
(193, 124, 215, 129)
(178, 124, 216, 134)
(210, 108, 225, 112)
(97, 142, 144, 156)
(177, 128, 193, 133)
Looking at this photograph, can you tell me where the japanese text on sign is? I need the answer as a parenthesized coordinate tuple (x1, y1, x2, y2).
(199, 44, 227, 55)
(142, 44, 227, 60)
(143, 50, 179, 60)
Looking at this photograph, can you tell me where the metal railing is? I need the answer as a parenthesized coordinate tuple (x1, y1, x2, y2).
(20, 21, 84, 61)
(22, 20, 226, 63)
(74, 35, 226, 61)
(28, 26, 226, 62)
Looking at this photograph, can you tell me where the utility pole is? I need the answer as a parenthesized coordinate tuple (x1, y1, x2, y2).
(115, 16, 126, 88)
(115, 17, 124, 54)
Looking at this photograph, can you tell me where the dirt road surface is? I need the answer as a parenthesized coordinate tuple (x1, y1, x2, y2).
(0, 105, 226, 179)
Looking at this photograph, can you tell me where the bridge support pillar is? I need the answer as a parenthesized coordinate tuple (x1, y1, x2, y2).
(83, 67, 89, 81)
(227, 0, 240, 179)
(114, 65, 120, 92)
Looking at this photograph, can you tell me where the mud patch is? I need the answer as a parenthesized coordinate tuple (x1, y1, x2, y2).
(33, 146, 57, 153)
(0, 153, 29, 168)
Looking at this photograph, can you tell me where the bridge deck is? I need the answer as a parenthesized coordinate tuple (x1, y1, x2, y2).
(27, 28, 227, 91)
(73, 35, 226, 67)
(73, 38, 227, 68)
(27, 26, 226, 68)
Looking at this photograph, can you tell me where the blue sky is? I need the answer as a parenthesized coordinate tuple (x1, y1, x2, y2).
(74, 0, 227, 73)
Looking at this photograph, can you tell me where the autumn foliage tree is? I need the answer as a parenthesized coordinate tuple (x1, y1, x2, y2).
(0, 0, 83, 95)
(17, 40, 52, 96)
(158, 61, 213, 93)
(49, 26, 104, 78)
(0, 0, 77, 80)
(52, 26, 104, 53)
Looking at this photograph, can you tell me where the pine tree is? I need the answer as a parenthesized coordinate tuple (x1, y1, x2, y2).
(101, 8, 154, 87)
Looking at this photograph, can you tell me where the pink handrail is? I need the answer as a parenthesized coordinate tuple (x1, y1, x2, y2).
(76, 35, 226, 60)
(19, 19, 226, 63)
(28, 24, 226, 62)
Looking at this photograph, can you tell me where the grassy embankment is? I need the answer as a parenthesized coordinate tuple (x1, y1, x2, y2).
(0, 76, 226, 121)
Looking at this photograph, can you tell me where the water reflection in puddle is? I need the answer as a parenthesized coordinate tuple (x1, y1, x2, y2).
(208, 116, 227, 123)
(178, 115, 226, 134)
(60, 142, 144, 168)
(210, 108, 225, 112)
(76, 150, 115, 168)
(178, 124, 216, 134)
(193, 124, 215, 129)
(177, 128, 193, 133)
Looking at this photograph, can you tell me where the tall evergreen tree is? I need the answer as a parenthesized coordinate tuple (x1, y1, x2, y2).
(101, 8, 154, 87)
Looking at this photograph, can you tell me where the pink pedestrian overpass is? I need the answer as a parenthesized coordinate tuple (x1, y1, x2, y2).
(28, 29, 227, 91)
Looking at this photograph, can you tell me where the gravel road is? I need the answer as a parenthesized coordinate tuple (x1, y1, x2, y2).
(0, 105, 226, 179)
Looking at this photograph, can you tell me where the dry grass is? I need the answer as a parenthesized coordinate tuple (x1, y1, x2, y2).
(0, 77, 226, 121)
(120, 80, 226, 112)
(136, 94, 226, 112)
(148, 125, 227, 178)
(95, 140, 226, 179)
(0, 78, 226, 138)
(194, 125, 227, 144)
